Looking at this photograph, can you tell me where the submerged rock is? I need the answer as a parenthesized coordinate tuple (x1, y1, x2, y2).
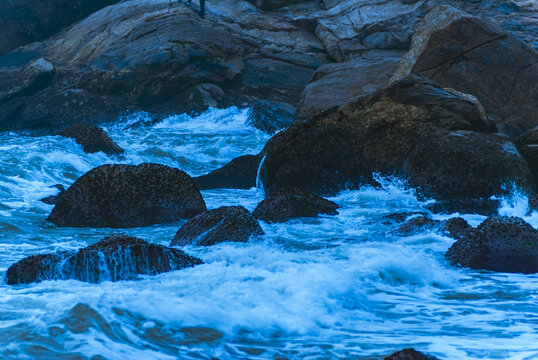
(396, 216, 441, 236)
(194, 153, 263, 190)
(5, 235, 202, 284)
(259, 75, 495, 195)
(171, 206, 263, 246)
(48, 164, 206, 228)
(405, 131, 535, 201)
(446, 216, 538, 274)
(57, 123, 124, 155)
(40, 184, 66, 205)
(393, 5, 538, 138)
(253, 188, 339, 223)
(384, 348, 439, 360)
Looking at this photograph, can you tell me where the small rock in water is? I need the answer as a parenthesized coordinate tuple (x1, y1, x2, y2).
(171, 206, 264, 246)
(47, 164, 207, 228)
(253, 187, 339, 223)
(5, 235, 203, 284)
(396, 216, 441, 236)
(246, 100, 295, 135)
(57, 123, 124, 155)
(445, 216, 538, 274)
(384, 348, 439, 360)
(194, 153, 263, 190)
(443, 217, 471, 239)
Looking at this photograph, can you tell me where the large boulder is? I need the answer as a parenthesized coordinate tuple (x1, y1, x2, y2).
(194, 153, 263, 190)
(445, 216, 538, 274)
(253, 187, 339, 223)
(259, 75, 495, 195)
(393, 5, 538, 138)
(5, 235, 203, 284)
(295, 51, 402, 121)
(48, 164, 207, 228)
(405, 131, 535, 201)
(0, 0, 122, 56)
(0, 0, 330, 133)
(171, 206, 264, 246)
(57, 123, 124, 155)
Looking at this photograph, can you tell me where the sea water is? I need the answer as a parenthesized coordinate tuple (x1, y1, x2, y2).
(0, 107, 537, 359)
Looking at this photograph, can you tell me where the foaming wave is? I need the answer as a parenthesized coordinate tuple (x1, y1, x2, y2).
(496, 187, 538, 228)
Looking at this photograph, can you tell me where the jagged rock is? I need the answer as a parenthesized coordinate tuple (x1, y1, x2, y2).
(253, 187, 338, 223)
(48, 164, 206, 228)
(57, 123, 124, 155)
(384, 348, 438, 360)
(171, 206, 264, 246)
(405, 131, 535, 201)
(194, 153, 263, 190)
(295, 51, 402, 121)
(259, 75, 495, 195)
(246, 100, 295, 134)
(393, 5, 538, 138)
(0, 0, 329, 133)
(0, 0, 121, 56)
(5, 235, 203, 284)
(446, 216, 538, 273)
(515, 126, 538, 189)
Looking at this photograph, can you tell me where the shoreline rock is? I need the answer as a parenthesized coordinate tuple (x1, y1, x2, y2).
(57, 123, 124, 155)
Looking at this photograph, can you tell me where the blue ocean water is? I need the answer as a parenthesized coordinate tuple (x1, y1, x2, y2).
(0, 107, 537, 359)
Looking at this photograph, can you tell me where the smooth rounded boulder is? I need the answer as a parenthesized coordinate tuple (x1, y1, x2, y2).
(47, 164, 206, 228)
(171, 206, 264, 246)
(5, 235, 203, 284)
(194, 153, 263, 190)
(259, 75, 495, 195)
(445, 216, 538, 274)
(57, 123, 124, 155)
(405, 131, 535, 200)
(253, 188, 339, 223)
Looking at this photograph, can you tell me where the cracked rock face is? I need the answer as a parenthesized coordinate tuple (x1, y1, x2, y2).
(48, 164, 207, 228)
(393, 5, 538, 138)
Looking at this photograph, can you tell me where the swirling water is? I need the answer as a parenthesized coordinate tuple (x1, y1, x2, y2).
(0, 107, 537, 360)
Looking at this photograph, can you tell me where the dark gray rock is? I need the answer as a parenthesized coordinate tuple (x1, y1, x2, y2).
(515, 126, 538, 189)
(405, 131, 535, 201)
(57, 123, 124, 155)
(446, 216, 538, 274)
(384, 348, 439, 360)
(443, 217, 472, 240)
(194, 153, 263, 190)
(247, 100, 295, 134)
(5, 235, 202, 284)
(253, 187, 338, 223)
(259, 76, 495, 195)
(171, 206, 264, 246)
(0, 0, 122, 56)
(48, 164, 206, 228)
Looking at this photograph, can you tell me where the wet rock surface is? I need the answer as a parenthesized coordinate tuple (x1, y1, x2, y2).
(5, 235, 203, 284)
(405, 131, 535, 201)
(48, 164, 206, 228)
(515, 126, 538, 189)
(394, 5, 538, 138)
(194, 153, 263, 190)
(253, 187, 339, 223)
(246, 100, 295, 134)
(172, 206, 264, 246)
(57, 123, 124, 155)
(446, 216, 538, 274)
(384, 348, 439, 360)
(259, 75, 495, 195)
